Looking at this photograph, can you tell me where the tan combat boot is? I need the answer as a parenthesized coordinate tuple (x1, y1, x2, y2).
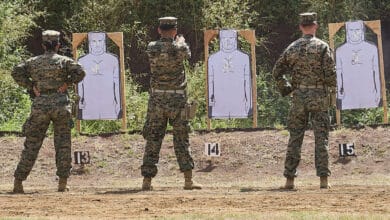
(13, 179, 24, 194)
(142, 177, 153, 191)
(58, 177, 69, 192)
(284, 177, 295, 189)
(183, 170, 202, 190)
(320, 176, 331, 189)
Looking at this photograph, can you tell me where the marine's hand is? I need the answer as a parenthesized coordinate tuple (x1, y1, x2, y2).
(33, 86, 40, 97)
(79, 101, 86, 109)
(176, 34, 185, 44)
(58, 83, 68, 93)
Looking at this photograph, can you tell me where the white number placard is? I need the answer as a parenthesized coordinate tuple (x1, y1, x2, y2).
(205, 143, 221, 157)
(74, 151, 91, 164)
(339, 143, 356, 157)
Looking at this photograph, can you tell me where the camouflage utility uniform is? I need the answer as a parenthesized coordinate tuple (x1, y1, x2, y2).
(273, 29, 336, 178)
(141, 35, 193, 178)
(12, 38, 85, 181)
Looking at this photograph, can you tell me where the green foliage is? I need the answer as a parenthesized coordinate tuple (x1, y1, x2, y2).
(257, 68, 290, 127)
(202, 0, 256, 29)
(0, 0, 37, 131)
(0, 73, 31, 131)
(1, 0, 390, 133)
(0, 0, 37, 69)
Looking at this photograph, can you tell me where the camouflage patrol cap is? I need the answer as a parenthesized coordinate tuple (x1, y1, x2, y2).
(42, 30, 60, 42)
(299, 12, 317, 25)
(158, 16, 178, 30)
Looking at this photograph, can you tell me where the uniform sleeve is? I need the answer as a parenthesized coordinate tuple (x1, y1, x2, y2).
(146, 42, 153, 55)
(322, 45, 337, 88)
(11, 62, 33, 89)
(272, 51, 291, 93)
(175, 41, 191, 60)
(65, 58, 86, 84)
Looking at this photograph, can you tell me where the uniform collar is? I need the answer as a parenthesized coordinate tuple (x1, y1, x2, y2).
(44, 51, 57, 55)
(160, 37, 174, 42)
(303, 34, 314, 39)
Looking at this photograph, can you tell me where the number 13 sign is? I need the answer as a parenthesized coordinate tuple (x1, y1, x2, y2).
(74, 151, 91, 164)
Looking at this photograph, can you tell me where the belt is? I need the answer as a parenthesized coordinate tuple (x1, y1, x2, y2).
(151, 88, 185, 94)
(298, 84, 324, 89)
(39, 89, 59, 95)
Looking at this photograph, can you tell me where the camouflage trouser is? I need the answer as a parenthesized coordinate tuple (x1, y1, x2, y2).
(141, 93, 194, 178)
(284, 89, 331, 178)
(14, 94, 73, 181)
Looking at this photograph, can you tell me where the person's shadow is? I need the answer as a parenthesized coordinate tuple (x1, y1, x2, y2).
(196, 160, 217, 172)
(96, 188, 143, 195)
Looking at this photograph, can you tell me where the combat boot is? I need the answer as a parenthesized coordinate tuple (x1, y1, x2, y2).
(183, 170, 202, 190)
(142, 177, 153, 191)
(58, 177, 69, 192)
(320, 176, 331, 189)
(284, 177, 295, 189)
(13, 178, 24, 194)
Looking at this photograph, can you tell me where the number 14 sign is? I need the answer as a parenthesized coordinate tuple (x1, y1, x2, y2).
(205, 143, 221, 157)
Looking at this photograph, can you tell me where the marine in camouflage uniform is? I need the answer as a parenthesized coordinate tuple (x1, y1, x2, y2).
(12, 30, 86, 193)
(141, 17, 201, 190)
(272, 13, 336, 189)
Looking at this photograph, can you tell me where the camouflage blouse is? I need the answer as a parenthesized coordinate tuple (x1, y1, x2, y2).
(273, 34, 336, 90)
(12, 52, 85, 92)
(147, 37, 191, 90)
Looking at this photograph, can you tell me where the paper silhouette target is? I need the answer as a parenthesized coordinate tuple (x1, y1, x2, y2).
(77, 32, 122, 120)
(207, 30, 252, 118)
(336, 20, 381, 110)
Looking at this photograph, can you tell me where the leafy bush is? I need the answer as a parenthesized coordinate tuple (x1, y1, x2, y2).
(1, 0, 390, 133)
(0, 72, 31, 131)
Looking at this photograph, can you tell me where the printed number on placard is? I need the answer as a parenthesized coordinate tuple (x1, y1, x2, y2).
(74, 151, 91, 164)
(205, 143, 220, 157)
(339, 143, 356, 157)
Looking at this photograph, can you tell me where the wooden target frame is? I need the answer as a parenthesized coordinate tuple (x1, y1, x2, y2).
(72, 32, 127, 132)
(204, 29, 257, 130)
(328, 20, 387, 125)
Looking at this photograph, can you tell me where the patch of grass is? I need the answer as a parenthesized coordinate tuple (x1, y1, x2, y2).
(254, 144, 266, 151)
(280, 130, 289, 136)
(375, 148, 386, 157)
(332, 126, 349, 135)
(120, 133, 142, 143)
(127, 149, 135, 157)
(165, 135, 173, 142)
(97, 160, 108, 168)
(274, 123, 285, 130)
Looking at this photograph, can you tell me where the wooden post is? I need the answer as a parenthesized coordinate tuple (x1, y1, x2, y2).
(204, 29, 257, 130)
(328, 20, 387, 125)
(107, 32, 128, 131)
(365, 20, 388, 123)
(72, 33, 88, 133)
(328, 22, 344, 126)
(204, 30, 219, 130)
(239, 30, 257, 128)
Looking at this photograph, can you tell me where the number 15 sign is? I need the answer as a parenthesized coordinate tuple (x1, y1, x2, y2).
(339, 143, 356, 157)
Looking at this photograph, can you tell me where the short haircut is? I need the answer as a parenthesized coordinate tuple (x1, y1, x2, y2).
(43, 40, 59, 51)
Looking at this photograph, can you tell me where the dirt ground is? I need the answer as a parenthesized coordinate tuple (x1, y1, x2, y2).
(0, 126, 389, 219)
